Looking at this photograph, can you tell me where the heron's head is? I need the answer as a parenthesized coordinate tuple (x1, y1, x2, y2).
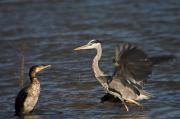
(74, 39, 101, 51)
(30, 65, 51, 74)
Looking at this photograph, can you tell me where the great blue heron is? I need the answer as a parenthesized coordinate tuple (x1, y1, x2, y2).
(74, 39, 174, 111)
(15, 65, 51, 116)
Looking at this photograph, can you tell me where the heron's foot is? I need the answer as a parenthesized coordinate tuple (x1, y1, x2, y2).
(139, 104, 144, 110)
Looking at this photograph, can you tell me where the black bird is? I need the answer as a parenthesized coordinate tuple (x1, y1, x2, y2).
(15, 65, 51, 116)
(74, 39, 174, 111)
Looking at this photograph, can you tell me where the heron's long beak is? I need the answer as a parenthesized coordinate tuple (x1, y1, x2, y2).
(37, 65, 51, 72)
(74, 45, 89, 51)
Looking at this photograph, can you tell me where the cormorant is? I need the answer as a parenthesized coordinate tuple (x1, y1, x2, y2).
(15, 65, 51, 116)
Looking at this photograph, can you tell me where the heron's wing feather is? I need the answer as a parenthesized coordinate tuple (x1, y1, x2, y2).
(15, 86, 28, 114)
(109, 76, 141, 99)
(113, 43, 153, 87)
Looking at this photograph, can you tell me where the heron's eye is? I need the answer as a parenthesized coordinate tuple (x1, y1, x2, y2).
(87, 40, 100, 46)
(87, 42, 92, 45)
(88, 41, 95, 45)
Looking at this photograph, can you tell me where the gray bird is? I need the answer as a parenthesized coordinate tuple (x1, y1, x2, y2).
(15, 65, 51, 116)
(74, 39, 174, 111)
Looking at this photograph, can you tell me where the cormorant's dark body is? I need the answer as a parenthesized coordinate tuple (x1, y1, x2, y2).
(15, 65, 50, 116)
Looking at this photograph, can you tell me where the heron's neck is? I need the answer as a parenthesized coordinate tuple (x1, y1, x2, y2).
(92, 44, 105, 77)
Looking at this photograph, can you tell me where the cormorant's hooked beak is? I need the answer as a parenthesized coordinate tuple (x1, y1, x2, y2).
(36, 65, 51, 72)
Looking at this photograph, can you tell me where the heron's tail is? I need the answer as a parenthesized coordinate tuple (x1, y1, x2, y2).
(138, 90, 153, 100)
(150, 55, 175, 65)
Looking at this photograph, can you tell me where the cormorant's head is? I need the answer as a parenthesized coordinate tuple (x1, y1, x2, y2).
(30, 65, 51, 74)
(74, 39, 101, 51)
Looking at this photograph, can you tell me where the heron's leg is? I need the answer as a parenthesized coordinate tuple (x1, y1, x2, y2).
(122, 101, 129, 112)
(108, 90, 129, 111)
(117, 96, 129, 111)
(127, 99, 143, 109)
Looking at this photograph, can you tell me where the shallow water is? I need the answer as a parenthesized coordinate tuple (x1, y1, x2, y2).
(0, 0, 180, 118)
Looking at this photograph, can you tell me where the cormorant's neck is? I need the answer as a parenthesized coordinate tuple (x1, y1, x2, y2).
(29, 71, 37, 82)
(92, 44, 105, 77)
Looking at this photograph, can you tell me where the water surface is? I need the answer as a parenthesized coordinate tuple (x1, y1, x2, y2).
(0, 0, 180, 118)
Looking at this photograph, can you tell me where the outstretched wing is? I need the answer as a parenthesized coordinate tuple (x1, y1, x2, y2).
(102, 42, 173, 103)
(113, 43, 153, 87)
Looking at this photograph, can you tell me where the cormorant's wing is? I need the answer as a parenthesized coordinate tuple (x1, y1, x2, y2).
(15, 86, 28, 115)
(113, 43, 153, 87)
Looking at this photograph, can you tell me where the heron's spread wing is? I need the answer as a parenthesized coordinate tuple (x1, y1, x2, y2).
(107, 75, 141, 101)
(113, 43, 153, 87)
(15, 86, 28, 114)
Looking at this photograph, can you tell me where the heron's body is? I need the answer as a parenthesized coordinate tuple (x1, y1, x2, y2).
(91, 42, 150, 110)
(15, 65, 51, 116)
(74, 39, 174, 111)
